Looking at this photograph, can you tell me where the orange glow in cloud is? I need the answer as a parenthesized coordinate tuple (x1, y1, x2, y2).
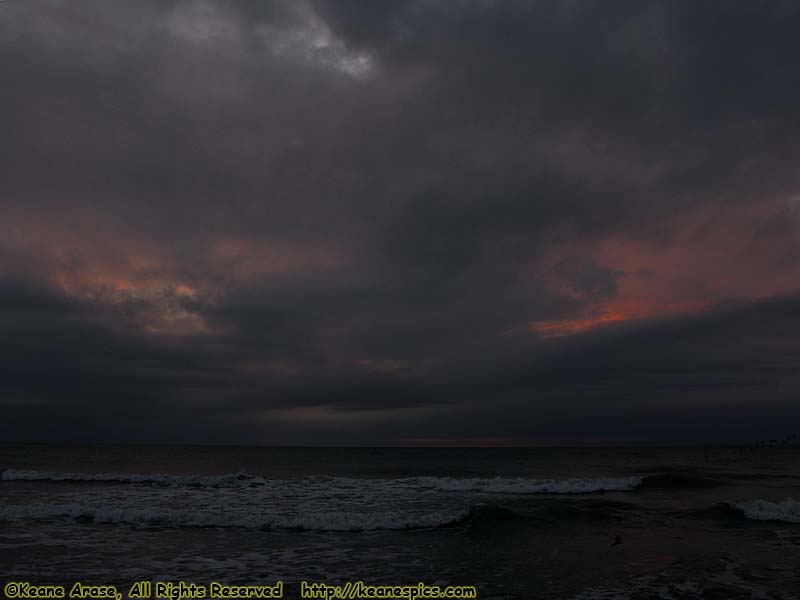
(0, 213, 347, 338)
(531, 300, 709, 338)
(531, 200, 800, 337)
(9, 224, 215, 336)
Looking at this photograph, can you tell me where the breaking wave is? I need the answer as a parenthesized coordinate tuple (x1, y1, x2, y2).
(729, 498, 800, 524)
(2, 469, 643, 494)
(1, 469, 267, 488)
(0, 503, 474, 532)
(413, 475, 643, 494)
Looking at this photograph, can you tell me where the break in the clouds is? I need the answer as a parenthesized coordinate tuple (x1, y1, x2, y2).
(2, 0, 800, 445)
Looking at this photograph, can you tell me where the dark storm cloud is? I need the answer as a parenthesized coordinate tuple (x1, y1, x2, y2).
(2, 0, 800, 444)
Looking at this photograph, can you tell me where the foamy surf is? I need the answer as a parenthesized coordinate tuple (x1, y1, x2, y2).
(1, 469, 644, 494)
(729, 498, 800, 524)
(0, 503, 473, 531)
(412, 475, 643, 494)
(0, 469, 267, 488)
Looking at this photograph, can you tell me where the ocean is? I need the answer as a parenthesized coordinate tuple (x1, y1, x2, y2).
(1, 445, 798, 599)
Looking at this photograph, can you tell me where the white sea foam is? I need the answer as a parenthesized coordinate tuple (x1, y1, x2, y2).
(729, 498, 800, 523)
(1, 469, 643, 494)
(0, 503, 473, 531)
(411, 475, 643, 494)
(1, 469, 267, 488)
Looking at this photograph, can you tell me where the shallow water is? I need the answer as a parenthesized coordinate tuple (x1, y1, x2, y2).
(1, 445, 798, 599)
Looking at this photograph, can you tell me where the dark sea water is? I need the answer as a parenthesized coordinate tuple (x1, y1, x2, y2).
(1, 445, 799, 599)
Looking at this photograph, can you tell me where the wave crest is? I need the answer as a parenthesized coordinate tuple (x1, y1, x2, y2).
(0, 503, 473, 531)
(729, 498, 800, 524)
(414, 475, 643, 494)
(2, 469, 643, 494)
(1, 469, 267, 488)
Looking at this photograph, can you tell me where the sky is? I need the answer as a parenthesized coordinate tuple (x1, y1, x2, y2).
(2, 0, 800, 446)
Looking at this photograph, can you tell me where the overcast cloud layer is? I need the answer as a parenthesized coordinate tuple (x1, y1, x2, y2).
(2, 0, 800, 445)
